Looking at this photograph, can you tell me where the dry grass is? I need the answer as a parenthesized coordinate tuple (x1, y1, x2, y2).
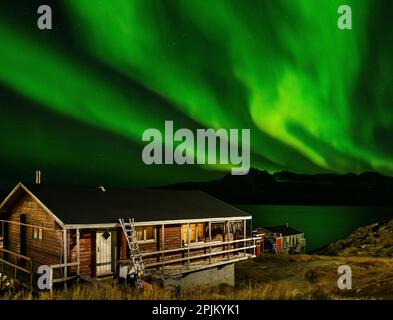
(1, 281, 329, 300)
(236, 254, 393, 300)
(2, 254, 392, 300)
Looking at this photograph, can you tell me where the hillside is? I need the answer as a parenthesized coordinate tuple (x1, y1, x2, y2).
(314, 219, 393, 257)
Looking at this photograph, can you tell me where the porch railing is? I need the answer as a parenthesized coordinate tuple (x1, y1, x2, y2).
(118, 236, 260, 272)
(0, 248, 33, 288)
(0, 247, 79, 290)
(49, 262, 79, 285)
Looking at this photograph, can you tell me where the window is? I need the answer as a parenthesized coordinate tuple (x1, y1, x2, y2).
(197, 223, 204, 242)
(136, 226, 156, 242)
(32, 226, 43, 240)
(182, 223, 205, 245)
(211, 223, 224, 239)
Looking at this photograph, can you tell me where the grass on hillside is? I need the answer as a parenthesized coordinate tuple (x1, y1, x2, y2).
(1, 281, 332, 300)
(1, 254, 392, 300)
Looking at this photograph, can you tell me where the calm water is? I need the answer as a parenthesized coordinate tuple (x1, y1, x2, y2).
(236, 205, 393, 251)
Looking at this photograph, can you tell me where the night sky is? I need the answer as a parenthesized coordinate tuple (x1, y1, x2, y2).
(0, 0, 392, 189)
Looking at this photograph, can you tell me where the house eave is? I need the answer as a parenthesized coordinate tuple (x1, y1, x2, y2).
(0, 183, 65, 229)
(64, 216, 252, 230)
(20, 183, 65, 228)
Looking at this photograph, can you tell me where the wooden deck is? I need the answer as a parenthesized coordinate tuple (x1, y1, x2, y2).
(118, 236, 259, 279)
(149, 252, 255, 278)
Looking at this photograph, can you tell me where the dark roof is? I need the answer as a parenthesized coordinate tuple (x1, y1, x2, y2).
(259, 225, 303, 236)
(17, 184, 250, 225)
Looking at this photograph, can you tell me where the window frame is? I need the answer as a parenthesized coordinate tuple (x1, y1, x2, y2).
(32, 226, 43, 240)
(182, 223, 205, 246)
(136, 226, 157, 243)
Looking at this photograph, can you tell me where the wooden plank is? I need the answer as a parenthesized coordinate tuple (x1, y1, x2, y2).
(79, 275, 101, 285)
(1, 220, 4, 244)
(1, 193, 64, 269)
(0, 248, 31, 261)
(174, 256, 252, 275)
(63, 229, 67, 290)
(76, 228, 80, 275)
(244, 220, 247, 256)
(0, 240, 4, 275)
(119, 244, 256, 268)
(0, 258, 32, 274)
(209, 221, 212, 264)
(29, 261, 33, 289)
(138, 237, 260, 257)
(64, 216, 252, 230)
(50, 262, 78, 269)
(161, 224, 165, 273)
(187, 222, 190, 269)
(52, 275, 78, 284)
(0, 220, 58, 232)
(143, 245, 256, 268)
(161, 224, 165, 250)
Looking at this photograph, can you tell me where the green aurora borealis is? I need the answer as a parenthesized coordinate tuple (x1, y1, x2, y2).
(0, 0, 392, 187)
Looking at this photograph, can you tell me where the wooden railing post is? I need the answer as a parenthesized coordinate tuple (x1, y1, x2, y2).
(63, 229, 68, 291)
(1, 248, 4, 275)
(187, 222, 190, 269)
(253, 239, 256, 256)
(0, 248, 33, 287)
(14, 254, 17, 279)
(76, 229, 80, 276)
(209, 221, 212, 264)
(227, 221, 230, 260)
(116, 236, 259, 270)
(30, 260, 33, 289)
(161, 224, 165, 273)
(243, 220, 247, 256)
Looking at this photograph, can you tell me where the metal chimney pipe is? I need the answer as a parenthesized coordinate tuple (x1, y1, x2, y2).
(35, 170, 41, 184)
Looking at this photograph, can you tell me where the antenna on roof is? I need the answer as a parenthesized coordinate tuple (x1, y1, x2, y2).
(35, 170, 41, 184)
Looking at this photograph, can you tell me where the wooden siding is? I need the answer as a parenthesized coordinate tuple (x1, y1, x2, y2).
(1, 190, 248, 280)
(70, 230, 95, 277)
(3, 193, 63, 272)
(120, 224, 181, 257)
(118, 222, 243, 266)
(119, 224, 183, 264)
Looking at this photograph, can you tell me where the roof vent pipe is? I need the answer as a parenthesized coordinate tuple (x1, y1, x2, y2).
(35, 170, 41, 184)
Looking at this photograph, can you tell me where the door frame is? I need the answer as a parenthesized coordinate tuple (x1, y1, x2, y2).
(95, 230, 116, 276)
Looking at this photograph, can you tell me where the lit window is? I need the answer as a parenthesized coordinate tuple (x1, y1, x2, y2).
(145, 226, 155, 241)
(136, 226, 156, 242)
(136, 227, 144, 241)
(197, 223, 204, 242)
(182, 223, 205, 244)
(33, 226, 43, 240)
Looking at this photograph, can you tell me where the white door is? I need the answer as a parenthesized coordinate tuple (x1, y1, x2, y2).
(96, 231, 112, 276)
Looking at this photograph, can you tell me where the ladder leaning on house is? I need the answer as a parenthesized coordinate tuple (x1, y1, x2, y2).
(119, 218, 147, 289)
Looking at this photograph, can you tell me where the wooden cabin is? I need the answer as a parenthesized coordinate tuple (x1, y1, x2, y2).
(0, 183, 258, 289)
(254, 225, 306, 254)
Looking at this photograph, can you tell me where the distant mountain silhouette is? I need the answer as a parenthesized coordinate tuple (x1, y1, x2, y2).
(156, 168, 393, 205)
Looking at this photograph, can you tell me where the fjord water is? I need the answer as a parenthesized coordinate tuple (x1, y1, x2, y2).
(237, 205, 393, 251)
